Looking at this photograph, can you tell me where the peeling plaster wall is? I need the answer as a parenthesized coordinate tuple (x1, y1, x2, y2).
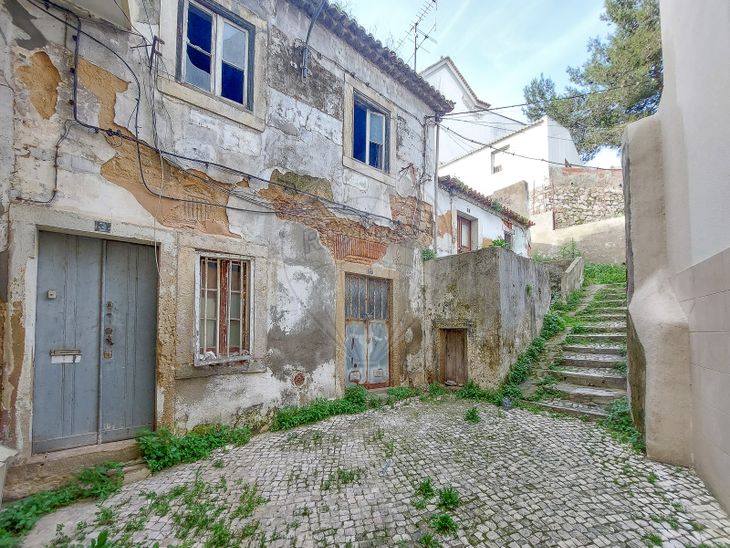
(423, 247, 550, 388)
(0, 0, 438, 465)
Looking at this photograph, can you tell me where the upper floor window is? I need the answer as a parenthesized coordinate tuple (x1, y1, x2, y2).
(353, 94, 388, 170)
(491, 145, 509, 174)
(181, 0, 255, 109)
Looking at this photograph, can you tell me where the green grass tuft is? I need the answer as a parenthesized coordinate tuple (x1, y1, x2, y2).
(584, 263, 627, 285)
(0, 463, 123, 546)
(137, 424, 251, 473)
(598, 398, 645, 452)
(464, 407, 480, 424)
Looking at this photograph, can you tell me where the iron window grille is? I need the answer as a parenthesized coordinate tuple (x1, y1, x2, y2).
(197, 256, 250, 363)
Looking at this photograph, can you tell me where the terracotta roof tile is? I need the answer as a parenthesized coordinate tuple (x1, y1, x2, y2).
(286, 0, 454, 115)
(438, 175, 534, 227)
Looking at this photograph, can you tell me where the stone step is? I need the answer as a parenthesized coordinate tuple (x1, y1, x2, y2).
(122, 461, 151, 485)
(562, 344, 624, 355)
(579, 323, 627, 334)
(585, 307, 627, 314)
(554, 383, 626, 405)
(562, 352, 625, 368)
(569, 333, 626, 343)
(579, 313, 626, 322)
(555, 367, 626, 389)
(532, 400, 608, 421)
(592, 299, 626, 306)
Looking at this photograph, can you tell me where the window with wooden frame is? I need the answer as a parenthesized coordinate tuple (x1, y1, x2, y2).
(179, 0, 256, 109)
(457, 215, 473, 253)
(197, 256, 250, 363)
(353, 93, 388, 170)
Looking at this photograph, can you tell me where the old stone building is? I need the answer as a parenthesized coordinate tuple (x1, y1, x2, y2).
(0, 0, 557, 497)
(0, 0, 455, 481)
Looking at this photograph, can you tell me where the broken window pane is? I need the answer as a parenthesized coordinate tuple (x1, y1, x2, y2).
(185, 4, 212, 91)
(353, 102, 367, 163)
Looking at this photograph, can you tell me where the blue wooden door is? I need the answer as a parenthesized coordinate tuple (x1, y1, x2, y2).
(345, 275, 390, 388)
(32, 232, 157, 453)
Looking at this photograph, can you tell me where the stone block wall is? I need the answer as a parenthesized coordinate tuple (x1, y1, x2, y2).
(549, 166, 624, 229)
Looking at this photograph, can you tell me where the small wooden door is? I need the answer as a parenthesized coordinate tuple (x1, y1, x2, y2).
(457, 216, 472, 253)
(444, 329, 467, 386)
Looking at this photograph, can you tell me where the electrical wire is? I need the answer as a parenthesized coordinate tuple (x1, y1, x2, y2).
(435, 82, 646, 119)
(25, 0, 437, 241)
(439, 124, 619, 171)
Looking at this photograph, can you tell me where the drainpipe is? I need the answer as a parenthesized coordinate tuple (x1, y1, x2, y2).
(432, 120, 440, 252)
(302, 0, 328, 79)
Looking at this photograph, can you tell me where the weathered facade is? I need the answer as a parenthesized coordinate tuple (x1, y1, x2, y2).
(0, 0, 455, 485)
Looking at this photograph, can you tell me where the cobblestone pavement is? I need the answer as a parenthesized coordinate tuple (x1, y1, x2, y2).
(27, 398, 730, 547)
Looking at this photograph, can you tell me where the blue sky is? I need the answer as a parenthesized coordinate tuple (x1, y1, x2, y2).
(347, 0, 611, 117)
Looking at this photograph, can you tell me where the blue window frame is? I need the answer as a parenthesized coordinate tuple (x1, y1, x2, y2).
(353, 94, 389, 171)
(177, 0, 256, 110)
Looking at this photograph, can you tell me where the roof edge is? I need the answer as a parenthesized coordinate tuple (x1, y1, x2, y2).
(438, 175, 534, 227)
(286, 0, 454, 115)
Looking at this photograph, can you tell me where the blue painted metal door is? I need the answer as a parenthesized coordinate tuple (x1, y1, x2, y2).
(32, 232, 157, 453)
(345, 275, 390, 388)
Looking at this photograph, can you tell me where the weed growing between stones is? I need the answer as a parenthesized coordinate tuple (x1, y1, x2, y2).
(321, 468, 365, 491)
(80, 470, 266, 547)
(0, 462, 123, 546)
(416, 479, 435, 499)
(419, 532, 441, 547)
(436, 487, 460, 510)
(599, 398, 645, 452)
(642, 531, 663, 546)
(137, 424, 251, 472)
(464, 407, 480, 423)
(430, 513, 457, 535)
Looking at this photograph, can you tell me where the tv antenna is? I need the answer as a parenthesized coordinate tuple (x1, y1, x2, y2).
(394, 0, 438, 72)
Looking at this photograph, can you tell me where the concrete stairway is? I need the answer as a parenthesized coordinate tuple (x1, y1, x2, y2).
(533, 284, 628, 420)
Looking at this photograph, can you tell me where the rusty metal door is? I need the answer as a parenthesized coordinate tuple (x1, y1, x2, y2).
(32, 232, 157, 453)
(444, 329, 467, 386)
(345, 274, 390, 388)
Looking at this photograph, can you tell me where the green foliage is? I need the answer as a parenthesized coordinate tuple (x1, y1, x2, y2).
(491, 238, 507, 248)
(272, 384, 420, 431)
(419, 533, 441, 547)
(559, 239, 582, 260)
(137, 424, 251, 473)
(321, 468, 365, 490)
(427, 383, 446, 397)
(583, 263, 627, 285)
(421, 248, 436, 261)
(599, 398, 645, 452)
(416, 479, 435, 499)
(437, 487, 460, 510)
(0, 463, 123, 546)
(464, 407, 480, 424)
(386, 386, 420, 401)
(430, 513, 457, 535)
(522, 0, 661, 159)
(642, 532, 663, 547)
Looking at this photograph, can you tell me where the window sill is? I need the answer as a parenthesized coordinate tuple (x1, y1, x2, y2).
(176, 358, 267, 380)
(158, 77, 265, 132)
(343, 155, 394, 186)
